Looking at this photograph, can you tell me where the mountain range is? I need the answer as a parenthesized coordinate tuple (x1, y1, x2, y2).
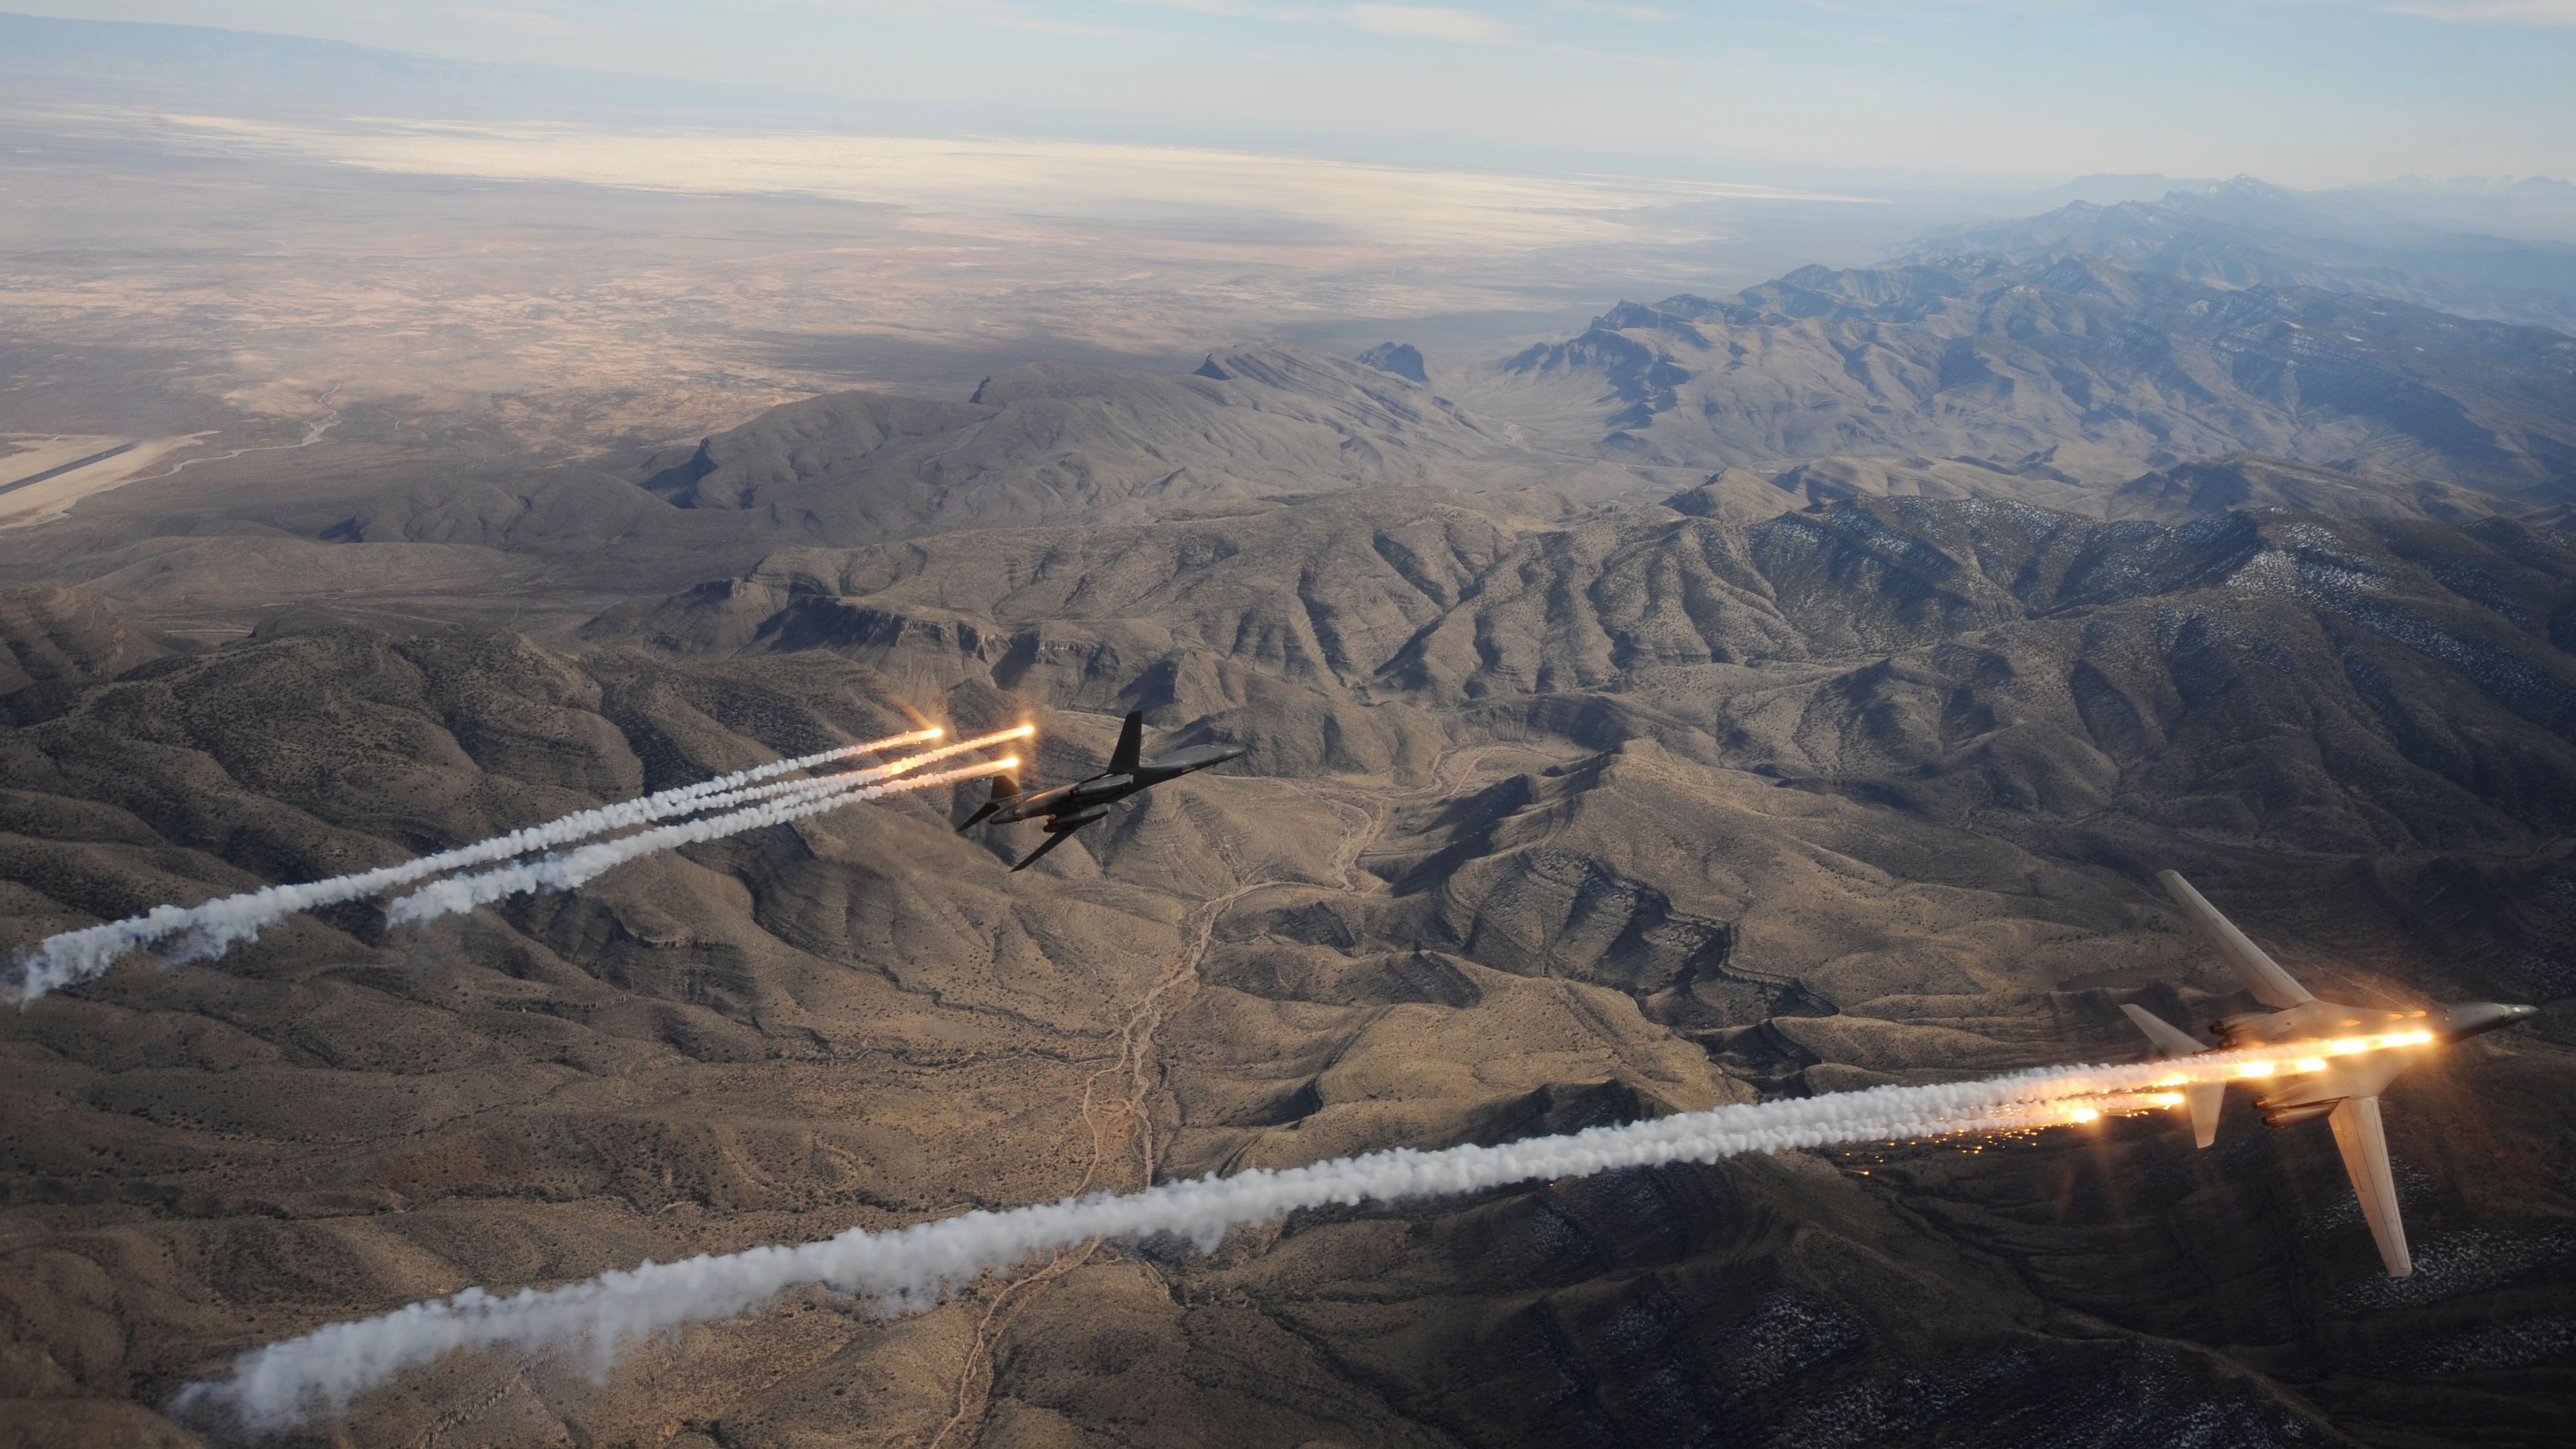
(5, 206, 2576, 1446)
(7, 474, 2574, 1443)
(19, 243, 2576, 663)
(1902, 176, 2576, 333)
(1484, 254, 2576, 504)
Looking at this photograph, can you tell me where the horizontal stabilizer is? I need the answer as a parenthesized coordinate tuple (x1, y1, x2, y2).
(2122, 1002, 2206, 1058)
(2184, 1081, 2224, 1149)
(955, 774, 1018, 833)
(2121, 1004, 2223, 1146)
(2156, 871, 2314, 1009)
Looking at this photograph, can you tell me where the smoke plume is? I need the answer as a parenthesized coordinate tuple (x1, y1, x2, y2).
(2, 727, 996, 1004)
(384, 757, 1018, 925)
(174, 1048, 2303, 1433)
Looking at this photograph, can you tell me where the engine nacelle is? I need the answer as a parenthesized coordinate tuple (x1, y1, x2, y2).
(2258, 1097, 2341, 1128)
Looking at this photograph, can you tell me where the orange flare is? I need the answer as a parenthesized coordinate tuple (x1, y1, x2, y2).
(836, 727, 1037, 786)
(841, 757, 1019, 800)
(853, 727, 943, 753)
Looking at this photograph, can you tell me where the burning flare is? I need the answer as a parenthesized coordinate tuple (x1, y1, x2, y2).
(173, 1032, 2436, 1434)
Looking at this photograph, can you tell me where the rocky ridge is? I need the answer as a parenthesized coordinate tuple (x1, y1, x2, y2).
(3, 480, 2569, 1444)
(4, 256, 2576, 1446)
(1481, 256, 2576, 498)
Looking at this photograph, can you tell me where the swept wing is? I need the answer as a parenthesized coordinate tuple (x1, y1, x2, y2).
(2327, 1097, 2413, 1276)
(2156, 869, 2314, 1008)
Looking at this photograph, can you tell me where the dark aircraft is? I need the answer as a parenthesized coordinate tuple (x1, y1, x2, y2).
(2124, 870, 2538, 1277)
(957, 710, 1244, 871)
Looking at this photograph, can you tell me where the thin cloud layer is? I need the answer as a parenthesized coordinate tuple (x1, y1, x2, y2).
(2381, 0, 2576, 21)
(1344, 3, 1517, 42)
(150, 115, 1872, 255)
(22, 1, 2570, 185)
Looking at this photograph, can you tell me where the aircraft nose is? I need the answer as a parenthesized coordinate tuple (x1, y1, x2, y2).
(2438, 1001, 2543, 1038)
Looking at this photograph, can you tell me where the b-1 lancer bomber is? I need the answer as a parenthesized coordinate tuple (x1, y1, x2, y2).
(2124, 870, 2539, 1277)
(957, 710, 1244, 871)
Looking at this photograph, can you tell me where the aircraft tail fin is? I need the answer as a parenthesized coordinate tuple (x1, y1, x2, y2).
(2155, 870, 2314, 1009)
(955, 773, 1018, 833)
(1108, 710, 1144, 775)
(2327, 1096, 2413, 1277)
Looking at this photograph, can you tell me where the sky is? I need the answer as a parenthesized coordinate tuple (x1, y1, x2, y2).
(12, 1, 2576, 188)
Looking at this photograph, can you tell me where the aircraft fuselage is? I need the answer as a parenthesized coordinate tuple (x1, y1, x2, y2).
(989, 743, 1244, 826)
(957, 711, 1244, 871)
(2207, 997, 2538, 1127)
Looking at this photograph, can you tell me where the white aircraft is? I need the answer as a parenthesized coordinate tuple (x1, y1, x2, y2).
(2122, 870, 2538, 1277)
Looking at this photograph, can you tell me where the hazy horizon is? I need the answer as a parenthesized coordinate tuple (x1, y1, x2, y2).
(7, 2, 2575, 191)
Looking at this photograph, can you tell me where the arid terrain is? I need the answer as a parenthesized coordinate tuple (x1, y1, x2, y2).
(4, 19, 2576, 1448)
(6, 473, 2576, 1447)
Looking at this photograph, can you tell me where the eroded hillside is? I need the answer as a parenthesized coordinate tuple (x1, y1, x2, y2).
(1482, 258, 2576, 498)
(3, 488, 2572, 1447)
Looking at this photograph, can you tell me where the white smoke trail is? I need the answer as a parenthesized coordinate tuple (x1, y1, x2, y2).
(2, 728, 958, 1004)
(384, 757, 1019, 926)
(173, 1046, 2303, 1433)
